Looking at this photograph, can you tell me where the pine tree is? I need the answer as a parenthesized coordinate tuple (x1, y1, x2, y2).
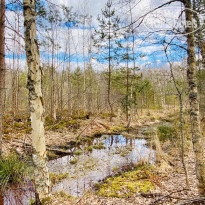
(93, 0, 121, 121)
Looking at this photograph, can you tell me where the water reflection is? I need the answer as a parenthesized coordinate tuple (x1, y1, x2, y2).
(48, 134, 155, 197)
(3, 128, 157, 204)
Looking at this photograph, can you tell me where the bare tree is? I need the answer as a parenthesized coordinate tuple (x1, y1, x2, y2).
(164, 44, 189, 187)
(0, 0, 5, 155)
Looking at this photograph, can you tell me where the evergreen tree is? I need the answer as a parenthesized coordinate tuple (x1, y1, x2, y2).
(93, 0, 121, 121)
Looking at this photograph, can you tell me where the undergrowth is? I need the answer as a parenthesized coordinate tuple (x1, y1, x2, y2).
(157, 124, 177, 142)
(0, 154, 32, 191)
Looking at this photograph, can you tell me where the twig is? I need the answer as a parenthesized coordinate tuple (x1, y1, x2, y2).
(149, 188, 189, 205)
(177, 197, 205, 205)
(74, 189, 90, 205)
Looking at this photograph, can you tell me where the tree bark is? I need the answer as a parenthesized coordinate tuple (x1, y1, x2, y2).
(108, 39, 113, 121)
(51, 28, 56, 121)
(108, 14, 113, 122)
(184, 0, 205, 196)
(67, 29, 72, 116)
(82, 16, 86, 112)
(193, 0, 205, 70)
(23, 0, 50, 202)
(0, 0, 5, 155)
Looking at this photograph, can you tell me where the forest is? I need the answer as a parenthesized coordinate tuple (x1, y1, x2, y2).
(0, 0, 205, 204)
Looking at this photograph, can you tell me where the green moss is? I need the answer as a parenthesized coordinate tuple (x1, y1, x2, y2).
(96, 164, 157, 198)
(47, 151, 59, 160)
(110, 126, 127, 133)
(102, 136, 107, 140)
(45, 116, 55, 125)
(70, 159, 78, 164)
(29, 199, 35, 205)
(70, 114, 88, 120)
(112, 166, 119, 172)
(100, 112, 117, 118)
(93, 143, 105, 150)
(14, 122, 23, 128)
(84, 136, 92, 142)
(74, 150, 83, 156)
(51, 124, 65, 131)
(59, 190, 72, 199)
(3, 128, 12, 134)
(87, 146, 93, 152)
(45, 116, 79, 131)
(49, 172, 69, 185)
(66, 120, 78, 126)
(25, 127, 32, 134)
(41, 196, 51, 204)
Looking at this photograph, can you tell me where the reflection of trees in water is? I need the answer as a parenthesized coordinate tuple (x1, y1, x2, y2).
(110, 135, 113, 146)
(3, 185, 35, 205)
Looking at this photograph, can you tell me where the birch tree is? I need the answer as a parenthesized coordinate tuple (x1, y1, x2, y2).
(183, 0, 205, 195)
(23, 0, 49, 202)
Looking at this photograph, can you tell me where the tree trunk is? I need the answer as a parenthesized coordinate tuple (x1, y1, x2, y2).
(179, 94, 189, 186)
(165, 47, 189, 186)
(184, 0, 205, 196)
(0, 0, 5, 155)
(127, 0, 136, 127)
(193, 0, 205, 70)
(83, 17, 86, 113)
(108, 19, 113, 121)
(16, 13, 20, 113)
(51, 32, 56, 121)
(67, 29, 72, 116)
(126, 46, 129, 122)
(23, 0, 50, 202)
(60, 68, 64, 113)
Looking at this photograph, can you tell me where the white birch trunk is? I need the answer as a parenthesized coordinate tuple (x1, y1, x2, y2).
(23, 0, 50, 201)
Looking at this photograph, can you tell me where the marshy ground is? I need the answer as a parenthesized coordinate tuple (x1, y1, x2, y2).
(1, 108, 204, 205)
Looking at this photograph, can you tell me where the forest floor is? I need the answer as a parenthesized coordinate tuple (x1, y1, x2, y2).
(50, 152, 199, 205)
(3, 108, 176, 154)
(47, 113, 204, 205)
(2, 108, 205, 205)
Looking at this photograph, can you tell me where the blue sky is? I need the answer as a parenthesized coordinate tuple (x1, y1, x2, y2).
(4, 0, 190, 70)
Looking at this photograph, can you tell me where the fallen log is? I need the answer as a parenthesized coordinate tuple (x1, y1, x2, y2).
(10, 139, 72, 155)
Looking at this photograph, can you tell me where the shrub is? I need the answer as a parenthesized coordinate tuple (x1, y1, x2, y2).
(157, 124, 177, 142)
(0, 154, 32, 190)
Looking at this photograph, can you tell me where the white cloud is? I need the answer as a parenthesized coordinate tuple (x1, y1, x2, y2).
(137, 45, 164, 54)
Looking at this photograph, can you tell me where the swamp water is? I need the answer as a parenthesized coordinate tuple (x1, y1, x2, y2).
(3, 124, 161, 204)
(48, 134, 155, 197)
